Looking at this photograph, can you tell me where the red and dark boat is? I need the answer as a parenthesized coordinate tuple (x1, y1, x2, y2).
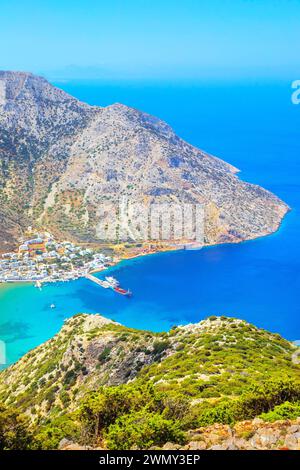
(114, 286, 132, 297)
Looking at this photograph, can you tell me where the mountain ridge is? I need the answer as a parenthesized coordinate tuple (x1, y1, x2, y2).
(1, 313, 299, 418)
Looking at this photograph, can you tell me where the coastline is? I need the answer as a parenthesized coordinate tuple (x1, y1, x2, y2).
(0, 204, 297, 371)
(0, 207, 290, 290)
(73, 205, 292, 268)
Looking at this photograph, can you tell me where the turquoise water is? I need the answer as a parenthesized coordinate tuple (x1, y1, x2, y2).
(1, 78, 300, 366)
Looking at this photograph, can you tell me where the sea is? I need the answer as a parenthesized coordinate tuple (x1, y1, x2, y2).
(1, 77, 300, 367)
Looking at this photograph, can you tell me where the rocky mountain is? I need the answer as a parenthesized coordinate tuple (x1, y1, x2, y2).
(0, 314, 299, 450)
(0, 71, 289, 251)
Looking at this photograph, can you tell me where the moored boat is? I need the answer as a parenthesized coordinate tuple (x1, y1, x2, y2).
(105, 276, 119, 287)
(113, 286, 132, 297)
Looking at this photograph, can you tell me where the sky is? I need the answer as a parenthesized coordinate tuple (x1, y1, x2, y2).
(0, 0, 300, 80)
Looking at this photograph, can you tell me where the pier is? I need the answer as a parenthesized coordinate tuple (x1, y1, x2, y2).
(85, 273, 132, 297)
(85, 273, 107, 287)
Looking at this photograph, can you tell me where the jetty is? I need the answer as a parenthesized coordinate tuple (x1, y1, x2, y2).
(85, 273, 107, 287)
(85, 273, 132, 297)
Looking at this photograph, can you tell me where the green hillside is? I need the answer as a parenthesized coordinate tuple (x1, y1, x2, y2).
(0, 314, 299, 450)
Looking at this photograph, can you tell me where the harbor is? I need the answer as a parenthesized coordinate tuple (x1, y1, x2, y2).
(85, 273, 132, 297)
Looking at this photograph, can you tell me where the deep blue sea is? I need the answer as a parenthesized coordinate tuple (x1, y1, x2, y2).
(1, 78, 300, 366)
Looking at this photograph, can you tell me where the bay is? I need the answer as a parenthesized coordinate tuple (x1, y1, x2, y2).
(1, 78, 299, 366)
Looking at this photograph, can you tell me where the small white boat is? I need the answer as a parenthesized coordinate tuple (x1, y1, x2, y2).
(50, 304, 56, 309)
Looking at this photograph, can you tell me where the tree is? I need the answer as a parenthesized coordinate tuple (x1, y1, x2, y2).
(0, 405, 32, 450)
(79, 383, 154, 444)
(33, 415, 80, 450)
(105, 411, 185, 450)
(78, 382, 188, 446)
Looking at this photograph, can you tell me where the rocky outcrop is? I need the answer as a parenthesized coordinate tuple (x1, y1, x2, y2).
(58, 438, 103, 451)
(0, 71, 289, 251)
(171, 418, 300, 450)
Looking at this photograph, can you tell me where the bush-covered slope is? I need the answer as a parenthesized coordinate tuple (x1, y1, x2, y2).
(1, 314, 299, 416)
(0, 314, 300, 450)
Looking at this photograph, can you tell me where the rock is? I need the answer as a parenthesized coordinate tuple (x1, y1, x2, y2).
(284, 433, 300, 450)
(212, 439, 238, 450)
(287, 425, 300, 433)
(58, 438, 72, 450)
(185, 441, 207, 450)
(162, 442, 182, 450)
(209, 444, 227, 450)
(58, 439, 96, 451)
(180, 419, 300, 451)
(252, 418, 264, 425)
(226, 443, 239, 450)
(250, 429, 280, 449)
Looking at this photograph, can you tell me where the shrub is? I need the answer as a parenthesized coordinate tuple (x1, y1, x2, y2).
(195, 378, 300, 427)
(79, 384, 148, 442)
(45, 386, 59, 405)
(152, 340, 170, 356)
(98, 347, 111, 363)
(260, 401, 300, 422)
(63, 369, 77, 387)
(234, 378, 300, 419)
(0, 405, 33, 450)
(60, 390, 71, 407)
(33, 416, 80, 450)
(197, 400, 237, 427)
(78, 382, 189, 445)
(105, 411, 185, 450)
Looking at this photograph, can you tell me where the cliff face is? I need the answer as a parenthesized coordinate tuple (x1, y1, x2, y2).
(0, 71, 288, 250)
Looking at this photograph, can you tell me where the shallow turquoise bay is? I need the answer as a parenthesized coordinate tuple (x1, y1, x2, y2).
(1, 79, 299, 366)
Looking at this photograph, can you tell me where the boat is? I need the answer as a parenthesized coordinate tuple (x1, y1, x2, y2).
(35, 280, 42, 290)
(50, 304, 56, 309)
(100, 280, 111, 288)
(86, 273, 131, 296)
(113, 287, 132, 297)
(105, 276, 119, 287)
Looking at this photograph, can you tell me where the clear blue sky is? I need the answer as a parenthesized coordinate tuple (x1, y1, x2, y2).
(1, 0, 300, 79)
